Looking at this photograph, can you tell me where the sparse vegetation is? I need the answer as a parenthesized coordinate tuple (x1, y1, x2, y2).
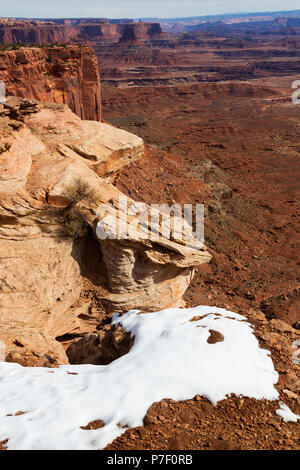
(63, 178, 97, 205)
(0, 43, 74, 52)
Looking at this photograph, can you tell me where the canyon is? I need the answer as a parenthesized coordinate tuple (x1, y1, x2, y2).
(34, 19, 300, 94)
(96, 30, 300, 88)
(0, 45, 101, 121)
(3, 17, 300, 90)
(96, 26, 300, 331)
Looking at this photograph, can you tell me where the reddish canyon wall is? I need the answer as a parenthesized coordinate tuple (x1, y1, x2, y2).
(0, 45, 102, 121)
(0, 24, 78, 44)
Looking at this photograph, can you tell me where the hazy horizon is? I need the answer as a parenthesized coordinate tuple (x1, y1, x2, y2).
(1, 1, 300, 20)
(3, 10, 300, 21)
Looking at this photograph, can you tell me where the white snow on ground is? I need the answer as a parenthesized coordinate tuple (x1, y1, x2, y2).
(0, 306, 279, 450)
(276, 402, 300, 423)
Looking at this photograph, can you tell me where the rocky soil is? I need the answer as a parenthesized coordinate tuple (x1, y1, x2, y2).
(105, 314, 299, 450)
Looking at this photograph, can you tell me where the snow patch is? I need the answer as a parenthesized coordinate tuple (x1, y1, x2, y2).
(276, 402, 300, 423)
(0, 306, 279, 450)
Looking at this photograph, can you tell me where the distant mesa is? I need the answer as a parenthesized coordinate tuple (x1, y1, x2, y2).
(0, 45, 102, 122)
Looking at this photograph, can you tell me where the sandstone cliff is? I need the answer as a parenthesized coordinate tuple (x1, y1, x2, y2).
(0, 46, 102, 121)
(0, 19, 78, 43)
(0, 98, 211, 367)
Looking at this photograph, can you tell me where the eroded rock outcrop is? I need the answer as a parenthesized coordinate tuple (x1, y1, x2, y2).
(0, 19, 162, 44)
(0, 46, 102, 121)
(0, 98, 211, 366)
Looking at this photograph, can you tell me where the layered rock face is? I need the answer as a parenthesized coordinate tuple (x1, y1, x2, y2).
(0, 19, 162, 44)
(0, 46, 101, 121)
(0, 98, 211, 366)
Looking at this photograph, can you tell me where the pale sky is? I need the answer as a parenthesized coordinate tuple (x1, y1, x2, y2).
(0, 0, 299, 19)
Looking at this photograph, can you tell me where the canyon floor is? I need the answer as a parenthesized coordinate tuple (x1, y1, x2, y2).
(103, 77, 299, 328)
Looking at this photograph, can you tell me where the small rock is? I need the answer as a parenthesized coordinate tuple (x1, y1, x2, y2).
(283, 389, 298, 400)
(80, 419, 105, 430)
(207, 329, 224, 344)
(270, 319, 294, 333)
